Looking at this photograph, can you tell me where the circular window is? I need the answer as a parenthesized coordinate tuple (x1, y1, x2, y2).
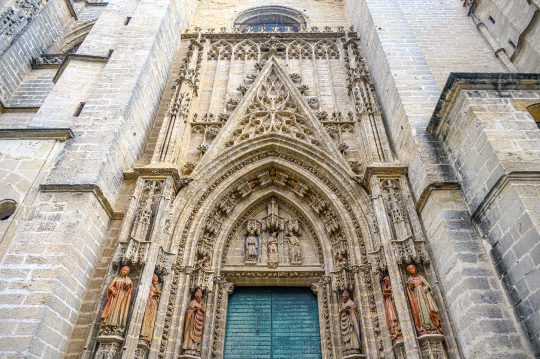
(0, 200, 17, 221)
(234, 6, 307, 33)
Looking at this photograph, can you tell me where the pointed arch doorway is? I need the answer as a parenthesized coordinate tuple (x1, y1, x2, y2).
(223, 286, 322, 359)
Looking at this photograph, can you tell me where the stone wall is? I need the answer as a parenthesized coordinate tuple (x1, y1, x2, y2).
(192, 0, 348, 29)
(471, 0, 540, 73)
(0, 0, 76, 104)
(0, 0, 198, 356)
(429, 74, 540, 356)
(0, 140, 56, 242)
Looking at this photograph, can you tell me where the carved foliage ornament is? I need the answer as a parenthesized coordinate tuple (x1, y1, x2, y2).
(225, 68, 321, 148)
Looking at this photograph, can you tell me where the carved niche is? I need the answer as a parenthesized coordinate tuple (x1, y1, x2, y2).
(224, 197, 319, 268)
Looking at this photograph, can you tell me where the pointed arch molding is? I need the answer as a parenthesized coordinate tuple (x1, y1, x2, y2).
(167, 140, 376, 269)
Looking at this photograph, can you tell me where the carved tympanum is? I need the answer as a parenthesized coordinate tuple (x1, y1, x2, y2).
(405, 265, 442, 336)
(100, 266, 133, 336)
(182, 289, 206, 357)
(140, 274, 160, 345)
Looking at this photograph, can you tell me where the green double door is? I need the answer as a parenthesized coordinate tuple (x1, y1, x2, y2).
(223, 287, 322, 359)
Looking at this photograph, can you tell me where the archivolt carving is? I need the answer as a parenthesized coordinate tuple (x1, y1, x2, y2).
(194, 167, 356, 270)
(173, 150, 370, 267)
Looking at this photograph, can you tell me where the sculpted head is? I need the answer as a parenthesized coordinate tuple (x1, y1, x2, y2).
(407, 264, 418, 275)
(195, 289, 203, 302)
(342, 290, 350, 303)
(120, 266, 130, 277)
(383, 276, 391, 287)
(152, 274, 159, 286)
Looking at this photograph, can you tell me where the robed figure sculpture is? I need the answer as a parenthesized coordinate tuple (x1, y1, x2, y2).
(340, 290, 362, 354)
(245, 230, 259, 263)
(140, 274, 160, 345)
(100, 266, 133, 334)
(183, 289, 206, 355)
(383, 276, 401, 342)
(406, 264, 442, 336)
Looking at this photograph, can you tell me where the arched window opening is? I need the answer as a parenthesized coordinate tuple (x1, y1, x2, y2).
(234, 6, 307, 33)
(527, 103, 540, 129)
(0, 200, 17, 221)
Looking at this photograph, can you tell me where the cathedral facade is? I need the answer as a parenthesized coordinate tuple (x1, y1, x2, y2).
(0, 0, 539, 358)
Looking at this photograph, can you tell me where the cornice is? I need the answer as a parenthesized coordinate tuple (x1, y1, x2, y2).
(39, 183, 124, 219)
(427, 72, 540, 135)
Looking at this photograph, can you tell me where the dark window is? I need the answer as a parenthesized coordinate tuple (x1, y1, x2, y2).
(0, 200, 16, 221)
(489, 16, 495, 24)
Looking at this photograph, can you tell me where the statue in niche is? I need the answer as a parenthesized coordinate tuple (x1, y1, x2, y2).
(288, 233, 301, 264)
(405, 264, 442, 336)
(244, 230, 259, 263)
(140, 274, 161, 345)
(267, 232, 279, 268)
(335, 252, 348, 270)
(100, 266, 133, 335)
(183, 289, 206, 355)
(340, 290, 362, 354)
(382, 276, 402, 342)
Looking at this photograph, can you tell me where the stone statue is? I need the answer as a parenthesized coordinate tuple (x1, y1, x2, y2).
(140, 274, 161, 345)
(406, 264, 442, 335)
(100, 266, 133, 334)
(382, 276, 401, 342)
(267, 232, 278, 268)
(196, 255, 211, 271)
(183, 289, 206, 355)
(340, 290, 361, 354)
(245, 230, 258, 262)
(335, 252, 348, 269)
(288, 234, 301, 263)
